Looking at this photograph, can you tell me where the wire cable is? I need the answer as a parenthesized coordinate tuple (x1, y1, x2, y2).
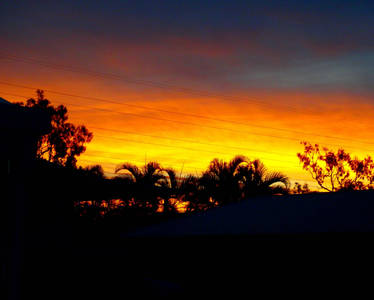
(1, 79, 374, 147)
(2, 88, 374, 153)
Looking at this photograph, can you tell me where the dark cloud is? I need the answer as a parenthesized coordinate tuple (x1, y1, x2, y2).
(1, 0, 374, 94)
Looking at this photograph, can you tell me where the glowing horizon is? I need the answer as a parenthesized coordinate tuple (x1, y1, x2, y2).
(1, 75, 374, 191)
(1, 1, 374, 191)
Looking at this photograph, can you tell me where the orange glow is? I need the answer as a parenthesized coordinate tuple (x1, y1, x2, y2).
(157, 198, 191, 213)
(2, 60, 374, 192)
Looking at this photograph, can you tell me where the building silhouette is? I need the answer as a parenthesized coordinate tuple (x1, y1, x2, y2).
(0, 98, 50, 300)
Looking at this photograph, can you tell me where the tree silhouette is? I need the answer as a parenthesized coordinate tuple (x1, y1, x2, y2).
(291, 182, 310, 194)
(177, 175, 203, 212)
(201, 155, 250, 205)
(159, 167, 181, 214)
(297, 141, 374, 191)
(201, 155, 289, 205)
(238, 159, 290, 197)
(115, 161, 168, 214)
(18, 90, 93, 167)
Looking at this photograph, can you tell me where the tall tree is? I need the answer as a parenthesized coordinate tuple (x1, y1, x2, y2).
(19, 90, 93, 167)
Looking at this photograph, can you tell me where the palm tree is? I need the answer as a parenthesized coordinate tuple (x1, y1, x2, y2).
(201, 155, 250, 206)
(115, 162, 167, 214)
(238, 159, 290, 197)
(173, 174, 202, 213)
(159, 167, 180, 214)
(159, 169, 203, 214)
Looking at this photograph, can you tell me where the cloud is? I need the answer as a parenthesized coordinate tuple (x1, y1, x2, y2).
(1, 0, 374, 95)
(230, 52, 374, 94)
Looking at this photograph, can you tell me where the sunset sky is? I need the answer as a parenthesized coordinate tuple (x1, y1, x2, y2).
(1, 0, 374, 189)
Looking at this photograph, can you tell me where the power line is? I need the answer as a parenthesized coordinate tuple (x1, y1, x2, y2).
(0, 89, 370, 193)
(2, 89, 374, 154)
(1, 90, 307, 163)
(0, 89, 310, 145)
(1, 86, 299, 138)
(0, 78, 324, 187)
(0, 52, 303, 111)
(1, 78, 374, 147)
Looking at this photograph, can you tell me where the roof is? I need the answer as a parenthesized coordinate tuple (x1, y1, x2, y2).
(0, 97, 11, 104)
(0, 97, 51, 134)
(123, 190, 374, 238)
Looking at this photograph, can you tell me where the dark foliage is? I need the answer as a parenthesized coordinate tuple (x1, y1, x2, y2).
(298, 141, 374, 192)
(16, 90, 93, 167)
(17, 91, 291, 232)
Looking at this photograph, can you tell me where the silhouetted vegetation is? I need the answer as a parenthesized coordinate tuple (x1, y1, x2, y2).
(291, 182, 311, 194)
(200, 155, 289, 206)
(19, 91, 373, 235)
(12, 90, 293, 231)
(26, 154, 291, 235)
(15, 90, 373, 238)
(26, 152, 291, 233)
(298, 141, 374, 191)
(7, 90, 374, 299)
(16, 90, 93, 167)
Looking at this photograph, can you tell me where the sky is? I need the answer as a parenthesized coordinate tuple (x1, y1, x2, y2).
(1, 0, 374, 189)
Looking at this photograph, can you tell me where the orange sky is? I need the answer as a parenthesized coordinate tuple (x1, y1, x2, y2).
(1, 62, 374, 191)
(2, 1, 374, 191)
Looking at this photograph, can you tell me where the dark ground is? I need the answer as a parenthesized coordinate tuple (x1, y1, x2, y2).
(17, 190, 374, 299)
(22, 232, 374, 299)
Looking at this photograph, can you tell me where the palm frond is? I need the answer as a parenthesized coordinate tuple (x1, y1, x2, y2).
(143, 161, 162, 176)
(207, 158, 225, 176)
(251, 159, 267, 179)
(229, 155, 249, 173)
(264, 172, 290, 188)
(115, 163, 141, 181)
(162, 168, 178, 188)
